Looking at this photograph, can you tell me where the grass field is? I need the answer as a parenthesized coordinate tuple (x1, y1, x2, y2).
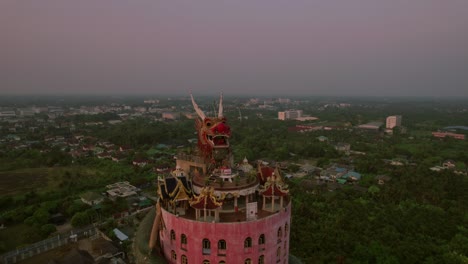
(0, 224, 36, 252)
(0, 167, 100, 196)
(0, 169, 50, 196)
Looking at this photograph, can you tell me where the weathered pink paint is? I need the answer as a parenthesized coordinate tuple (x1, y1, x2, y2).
(160, 203, 291, 264)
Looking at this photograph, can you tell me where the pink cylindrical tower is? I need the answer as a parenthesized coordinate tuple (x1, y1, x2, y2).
(150, 94, 292, 264)
(160, 202, 291, 264)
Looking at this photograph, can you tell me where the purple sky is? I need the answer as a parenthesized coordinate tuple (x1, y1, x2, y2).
(1, 1, 468, 96)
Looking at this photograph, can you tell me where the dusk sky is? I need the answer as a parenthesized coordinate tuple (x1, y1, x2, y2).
(1, 1, 468, 97)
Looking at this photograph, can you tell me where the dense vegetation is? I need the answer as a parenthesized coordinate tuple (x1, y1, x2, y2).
(289, 167, 468, 263)
(1, 97, 467, 262)
(0, 158, 153, 252)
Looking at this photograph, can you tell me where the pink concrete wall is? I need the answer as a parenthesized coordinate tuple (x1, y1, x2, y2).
(160, 203, 291, 264)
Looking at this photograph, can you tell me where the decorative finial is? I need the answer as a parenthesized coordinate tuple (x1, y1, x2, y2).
(191, 93, 206, 120)
(218, 92, 224, 118)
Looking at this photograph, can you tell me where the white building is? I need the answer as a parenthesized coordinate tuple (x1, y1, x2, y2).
(278, 110, 303, 120)
(18, 108, 35, 117)
(0, 110, 16, 117)
(162, 112, 180, 120)
(386, 115, 402, 129)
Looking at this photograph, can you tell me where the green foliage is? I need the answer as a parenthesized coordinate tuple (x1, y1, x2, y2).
(66, 201, 89, 217)
(2, 97, 468, 258)
(19, 226, 42, 243)
(368, 185, 380, 194)
(40, 200, 59, 213)
(95, 118, 194, 147)
(353, 241, 399, 264)
(0, 149, 72, 171)
(71, 211, 91, 227)
(100, 197, 129, 218)
(107, 230, 117, 240)
(23, 208, 49, 226)
(290, 164, 468, 262)
(40, 224, 56, 237)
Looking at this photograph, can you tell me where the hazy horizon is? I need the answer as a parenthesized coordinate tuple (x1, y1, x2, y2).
(2, 1, 468, 97)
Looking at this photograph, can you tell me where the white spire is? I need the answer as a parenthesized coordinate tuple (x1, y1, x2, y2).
(190, 93, 206, 120)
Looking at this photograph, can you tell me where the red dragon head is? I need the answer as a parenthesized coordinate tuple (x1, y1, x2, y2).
(191, 94, 231, 161)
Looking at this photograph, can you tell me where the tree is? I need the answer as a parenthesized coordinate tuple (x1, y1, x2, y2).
(71, 212, 90, 227)
(368, 185, 380, 195)
(353, 241, 399, 264)
(40, 224, 57, 237)
(24, 208, 49, 226)
(66, 202, 89, 217)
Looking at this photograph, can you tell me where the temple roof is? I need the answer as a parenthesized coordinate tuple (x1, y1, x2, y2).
(158, 175, 192, 201)
(261, 183, 289, 197)
(259, 174, 289, 197)
(257, 164, 274, 184)
(190, 187, 223, 210)
(257, 164, 284, 185)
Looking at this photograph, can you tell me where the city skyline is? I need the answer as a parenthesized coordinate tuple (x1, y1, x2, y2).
(2, 1, 468, 97)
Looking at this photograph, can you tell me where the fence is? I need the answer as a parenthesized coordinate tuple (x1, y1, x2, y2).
(1, 225, 97, 264)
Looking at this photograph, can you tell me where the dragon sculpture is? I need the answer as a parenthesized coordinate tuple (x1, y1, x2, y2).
(191, 94, 231, 166)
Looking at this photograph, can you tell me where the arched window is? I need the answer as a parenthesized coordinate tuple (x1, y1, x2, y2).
(171, 250, 176, 261)
(276, 247, 281, 262)
(245, 258, 252, 264)
(219, 261, 226, 264)
(203, 260, 210, 264)
(170, 230, 176, 241)
(244, 237, 252, 248)
(181, 234, 187, 249)
(218, 239, 227, 250)
(277, 227, 282, 242)
(181, 255, 188, 264)
(285, 222, 289, 236)
(258, 234, 265, 245)
(202, 239, 211, 255)
(258, 255, 265, 264)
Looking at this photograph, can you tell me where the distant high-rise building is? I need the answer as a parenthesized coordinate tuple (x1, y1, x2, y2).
(278, 98, 291, 104)
(278, 110, 303, 120)
(386, 115, 402, 129)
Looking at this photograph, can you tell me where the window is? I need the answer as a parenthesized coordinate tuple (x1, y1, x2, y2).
(203, 260, 210, 264)
(170, 230, 176, 242)
(285, 223, 289, 236)
(258, 234, 265, 246)
(244, 237, 252, 248)
(171, 250, 176, 261)
(218, 239, 227, 250)
(258, 255, 265, 264)
(277, 227, 282, 242)
(181, 255, 188, 264)
(203, 239, 211, 255)
(245, 258, 252, 264)
(181, 234, 187, 249)
(219, 261, 226, 264)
